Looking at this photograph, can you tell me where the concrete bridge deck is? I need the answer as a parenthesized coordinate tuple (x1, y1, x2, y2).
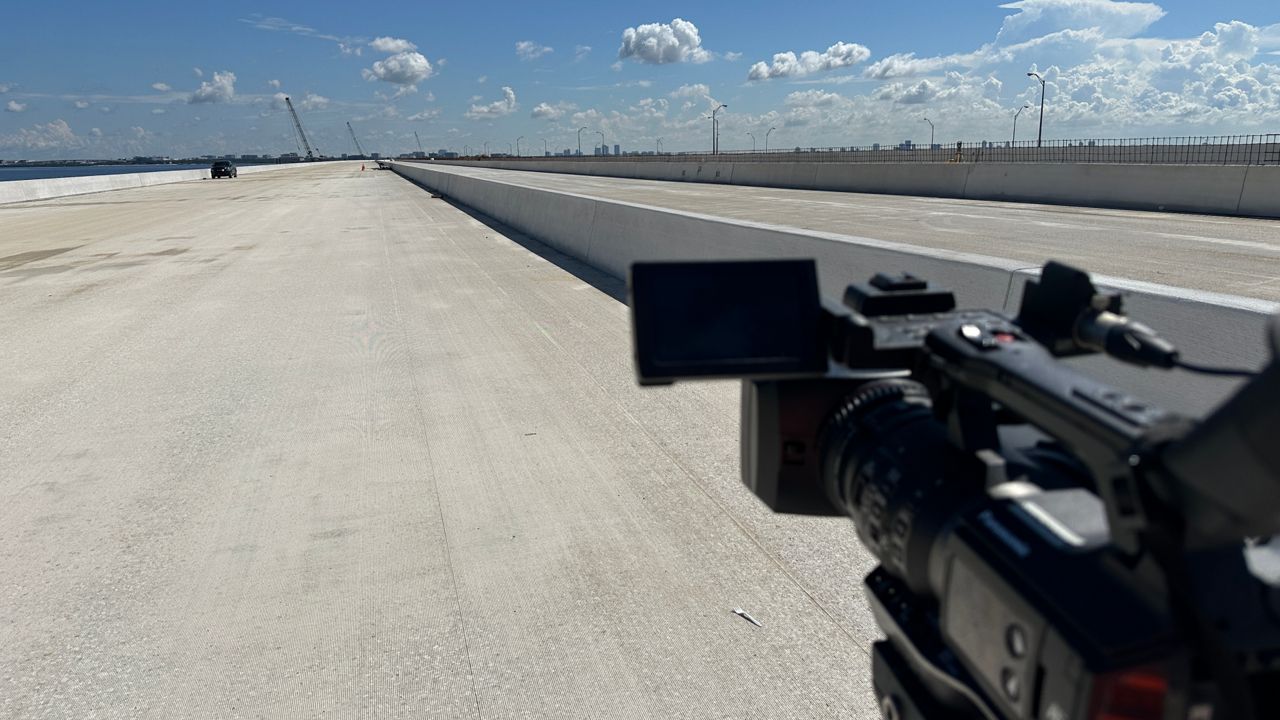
(424, 163, 1280, 302)
(4, 160, 1275, 718)
(0, 162, 879, 718)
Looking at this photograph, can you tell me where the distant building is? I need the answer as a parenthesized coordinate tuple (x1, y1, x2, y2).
(613, 144, 620, 156)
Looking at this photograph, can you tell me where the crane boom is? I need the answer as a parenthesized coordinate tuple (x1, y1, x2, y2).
(284, 96, 316, 160)
(347, 122, 367, 158)
(414, 131, 424, 154)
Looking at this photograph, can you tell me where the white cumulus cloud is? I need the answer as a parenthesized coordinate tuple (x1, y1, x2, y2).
(863, 0, 1165, 79)
(995, 0, 1165, 45)
(531, 101, 576, 120)
(5, 100, 27, 113)
(151, 82, 171, 92)
(0, 118, 81, 151)
(74, 100, 90, 109)
(516, 41, 554, 60)
(268, 79, 281, 88)
(370, 36, 417, 53)
(466, 86, 517, 119)
(363, 51, 434, 87)
(574, 45, 592, 62)
(300, 92, 330, 110)
(748, 42, 871, 80)
(670, 83, 711, 98)
(408, 108, 441, 121)
(618, 18, 712, 64)
(785, 90, 844, 107)
(189, 70, 236, 103)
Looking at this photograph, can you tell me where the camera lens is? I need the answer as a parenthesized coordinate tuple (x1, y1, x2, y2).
(819, 379, 983, 597)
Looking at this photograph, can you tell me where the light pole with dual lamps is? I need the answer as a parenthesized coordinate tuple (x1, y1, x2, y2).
(1027, 71, 1047, 148)
(765, 126, 775, 152)
(711, 103, 727, 154)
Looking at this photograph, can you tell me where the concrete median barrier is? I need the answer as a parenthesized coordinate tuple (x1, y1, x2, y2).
(0, 161, 334, 205)
(1238, 165, 1280, 217)
(391, 160, 1275, 416)
(963, 163, 1250, 215)
(426, 158, 1280, 219)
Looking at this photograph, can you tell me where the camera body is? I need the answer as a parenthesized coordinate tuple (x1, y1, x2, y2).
(629, 259, 1280, 719)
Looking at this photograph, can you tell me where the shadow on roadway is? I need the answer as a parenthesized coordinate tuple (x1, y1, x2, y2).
(422, 188, 628, 305)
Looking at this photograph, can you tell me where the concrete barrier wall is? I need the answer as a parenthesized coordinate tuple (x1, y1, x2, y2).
(0, 161, 335, 205)
(961, 163, 1250, 215)
(425, 158, 1280, 219)
(1238, 165, 1280, 217)
(392, 161, 1276, 416)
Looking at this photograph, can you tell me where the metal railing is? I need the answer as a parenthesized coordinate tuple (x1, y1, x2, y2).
(440, 134, 1280, 166)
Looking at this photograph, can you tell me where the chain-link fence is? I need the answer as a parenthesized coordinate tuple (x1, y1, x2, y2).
(446, 134, 1280, 166)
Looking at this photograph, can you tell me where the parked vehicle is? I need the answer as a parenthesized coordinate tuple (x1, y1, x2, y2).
(211, 160, 237, 178)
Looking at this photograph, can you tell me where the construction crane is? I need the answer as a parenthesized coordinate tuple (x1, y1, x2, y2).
(414, 131, 424, 155)
(347, 122, 367, 159)
(284, 96, 316, 160)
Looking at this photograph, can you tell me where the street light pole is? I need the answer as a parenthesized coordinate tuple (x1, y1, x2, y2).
(765, 126, 775, 152)
(1012, 103, 1030, 143)
(516, 136, 523, 157)
(596, 130, 605, 156)
(1027, 72, 1046, 148)
(656, 137, 662, 154)
(746, 132, 756, 152)
(483, 141, 489, 156)
(577, 126, 587, 156)
(923, 117, 934, 148)
(711, 103, 727, 154)
(543, 138, 548, 156)
(507, 142, 513, 156)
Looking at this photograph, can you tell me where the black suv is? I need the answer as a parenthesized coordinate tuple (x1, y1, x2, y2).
(211, 160, 237, 178)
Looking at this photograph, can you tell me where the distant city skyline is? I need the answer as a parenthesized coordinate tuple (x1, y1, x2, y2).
(1, 0, 1278, 159)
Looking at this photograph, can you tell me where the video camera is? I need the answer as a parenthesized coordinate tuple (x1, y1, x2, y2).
(629, 259, 1280, 720)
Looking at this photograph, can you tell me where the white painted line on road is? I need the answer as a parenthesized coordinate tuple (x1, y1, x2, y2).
(1151, 232, 1280, 255)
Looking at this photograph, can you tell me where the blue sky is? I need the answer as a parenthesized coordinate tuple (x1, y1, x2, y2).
(1, 0, 1278, 159)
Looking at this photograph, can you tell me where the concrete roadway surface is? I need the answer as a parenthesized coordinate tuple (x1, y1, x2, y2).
(0, 162, 881, 718)
(431, 163, 1280, 303)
